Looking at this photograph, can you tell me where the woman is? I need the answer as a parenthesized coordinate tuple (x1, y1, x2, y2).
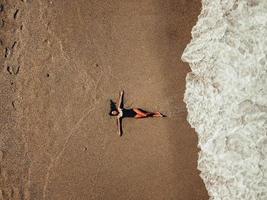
(109, 91, 165, 136)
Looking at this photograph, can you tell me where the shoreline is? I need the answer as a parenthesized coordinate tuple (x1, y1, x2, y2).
(182, 0, 267, 199)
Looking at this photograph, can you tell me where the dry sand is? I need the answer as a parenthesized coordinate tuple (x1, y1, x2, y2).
(0, 0, 208, 199)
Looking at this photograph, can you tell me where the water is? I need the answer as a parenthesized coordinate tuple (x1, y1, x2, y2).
(182, 0, 267, 199)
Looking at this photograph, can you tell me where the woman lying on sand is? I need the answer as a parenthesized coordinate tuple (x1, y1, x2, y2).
(109, 91, 165, 136)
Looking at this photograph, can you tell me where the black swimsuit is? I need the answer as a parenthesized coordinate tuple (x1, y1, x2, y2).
(122, 108, 136, 118)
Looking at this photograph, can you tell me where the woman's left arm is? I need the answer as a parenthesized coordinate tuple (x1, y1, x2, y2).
(118, 90, 124, 109)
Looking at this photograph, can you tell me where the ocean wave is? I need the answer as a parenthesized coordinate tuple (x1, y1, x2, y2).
(181, 0, 267, 199)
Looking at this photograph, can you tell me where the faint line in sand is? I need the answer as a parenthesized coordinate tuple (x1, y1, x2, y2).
(42, 106, 96, 200)
(41, 2, 110, 199)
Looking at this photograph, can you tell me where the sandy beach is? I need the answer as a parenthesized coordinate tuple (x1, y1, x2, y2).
(0, 0, 208, 199)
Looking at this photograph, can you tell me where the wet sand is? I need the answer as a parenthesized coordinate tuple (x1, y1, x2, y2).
(0, 0, 208, 199)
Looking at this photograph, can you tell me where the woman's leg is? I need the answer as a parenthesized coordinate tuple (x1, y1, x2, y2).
(133, 108, 164, 118)
(133, 108, 147, 118)
(152, 112, 164, 117)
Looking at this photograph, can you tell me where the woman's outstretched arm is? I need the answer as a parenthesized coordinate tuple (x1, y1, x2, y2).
(118, 90, 124, 109)
(117, 117, 122, 136)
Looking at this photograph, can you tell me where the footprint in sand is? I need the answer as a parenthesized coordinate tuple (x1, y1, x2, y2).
(7, 65, 20, 75)
(0, 4, 3, 12)
(0, 150, 3, 161)
(0, 19, 4, 28)
(13, 9, 19, 19)
(4, 47, 10, 58)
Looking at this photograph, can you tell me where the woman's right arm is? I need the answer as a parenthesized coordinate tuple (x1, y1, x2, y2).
(117, 117, 122, 136)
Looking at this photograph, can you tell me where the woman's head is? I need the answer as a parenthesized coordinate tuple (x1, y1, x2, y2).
(109, 100, 118, 116)
(109, 110, 119, 116)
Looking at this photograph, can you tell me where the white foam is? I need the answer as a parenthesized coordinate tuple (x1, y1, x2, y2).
(181, 0, 267, 199)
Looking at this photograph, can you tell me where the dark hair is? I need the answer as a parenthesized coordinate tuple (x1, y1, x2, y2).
(109, 100, 118, 116)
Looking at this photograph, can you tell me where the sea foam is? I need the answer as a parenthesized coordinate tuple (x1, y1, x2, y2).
(182, 0, 267, 199)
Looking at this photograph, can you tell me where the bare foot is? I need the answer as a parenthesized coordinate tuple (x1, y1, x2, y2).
(154, 112, 165, 117)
